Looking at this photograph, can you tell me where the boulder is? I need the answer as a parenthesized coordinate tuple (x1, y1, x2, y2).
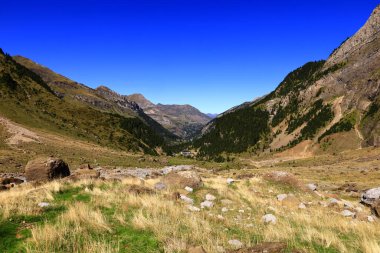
(262, 214, 277, 224)
(201, 200, 214, 208)
(306, 183, 317, 191)
(341, 210, 355, 217)
(180, 194, 194, 204)
(25, 157, 70, 182)
(361, 187, 380, 205)
(277, 194, 288, 201)
(163, 171, 203, 189)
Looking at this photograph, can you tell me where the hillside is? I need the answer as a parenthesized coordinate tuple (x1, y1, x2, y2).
(127, 93, 212, 139)
(0, 51, 166, 155)
(195, 5, 380, 159)
(12, 56, 177, 142)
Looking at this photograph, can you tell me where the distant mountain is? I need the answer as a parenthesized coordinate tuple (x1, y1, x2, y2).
(195, 5, 380, 158)
(127, 94, 212, 139)
(0, 52, 167, 154)
(206, 113, 218, 119)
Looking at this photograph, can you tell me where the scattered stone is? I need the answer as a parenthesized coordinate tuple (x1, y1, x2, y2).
(222, 207, 229, 212)
(161, 165, 193, 175)
(228, 239, 243, 249)
(180, 194, 194, 204)
(201, 200, 214, 208)
(307, 183, 317, 191)
(205, 194, 216, 201)
(185, 186, 194, 192)
(227, 178, 235, 185)
(343, 201, 354, 209)
(277, 194, 288, 201)
(238, 209, 245, 213)
(368, 216, 376, 222)
(154, 182, 167, 190)
(341, 210, 355, 217)
(188, 246, 206, 253)
(361, 187, 380, 205)
(38, 202, 50, 208)
(25, 157, 70, 182)
(188, 205, 201, 212)
(217, 215, 224, 220)
(262, 214, 277, 224)
(298, 203, 306, 209)
(328, 198, 339, 207)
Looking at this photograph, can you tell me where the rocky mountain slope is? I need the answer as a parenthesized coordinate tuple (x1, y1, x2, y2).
(127, 93, 212, 139)
(0, 51, 167, 154)
(12, 56, 177, 142)
(195, 5, 380, 159)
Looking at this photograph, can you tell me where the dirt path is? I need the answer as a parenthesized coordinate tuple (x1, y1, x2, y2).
(0, 117, 40, 145)
(354, 115, 364, 148)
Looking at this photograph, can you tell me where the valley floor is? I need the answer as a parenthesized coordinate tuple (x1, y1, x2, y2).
(1, 117, 380, 252)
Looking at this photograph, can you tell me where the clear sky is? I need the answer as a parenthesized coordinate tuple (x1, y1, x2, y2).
(1, 1, 378, 113)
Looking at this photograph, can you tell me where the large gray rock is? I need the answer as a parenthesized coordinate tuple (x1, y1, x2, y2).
(361, 187, 380, 205)
(25, 157, 70, 182)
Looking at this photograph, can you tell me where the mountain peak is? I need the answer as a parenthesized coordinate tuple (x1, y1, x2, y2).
(127, 93, 156, 109)
(326, 4, 380, 67)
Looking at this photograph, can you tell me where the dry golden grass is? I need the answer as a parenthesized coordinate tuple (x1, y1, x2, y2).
(1, 167, 380, 253)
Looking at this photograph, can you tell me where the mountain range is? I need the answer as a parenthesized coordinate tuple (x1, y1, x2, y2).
(1, 5, 380, 159)
(12, 56, 212, 141)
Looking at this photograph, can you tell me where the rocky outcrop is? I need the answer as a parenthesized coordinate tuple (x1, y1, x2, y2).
(25, 157, 70, 182)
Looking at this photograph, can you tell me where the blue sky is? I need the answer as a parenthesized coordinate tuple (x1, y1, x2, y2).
(1, 1, 378, 113)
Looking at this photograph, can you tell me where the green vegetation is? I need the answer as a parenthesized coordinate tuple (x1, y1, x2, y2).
(274, 61, 326, 97)
(0, 51, 165, 155)
(287, 99, 324, 133)
(286, 104, 334, 148)
(318, 111, 357, 141)
(194, 106, 270, 157)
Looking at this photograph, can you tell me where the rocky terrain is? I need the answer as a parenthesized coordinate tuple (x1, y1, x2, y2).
(2, 148, 380, 252)
(195, 5, 380, 159)
(127, 93, 212, 139)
